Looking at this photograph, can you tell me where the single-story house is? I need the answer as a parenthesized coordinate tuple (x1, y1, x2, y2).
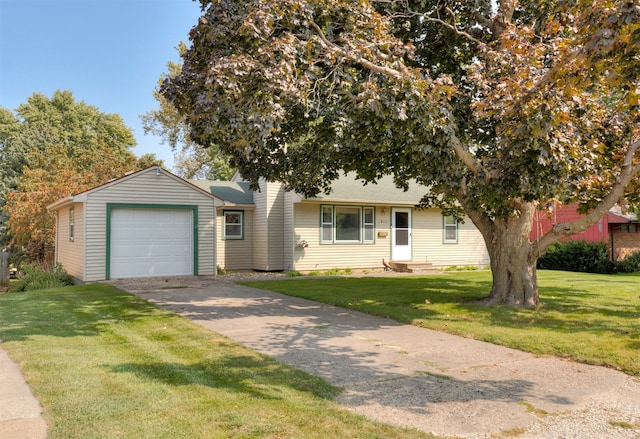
(531, 203, 640, 261)
(48, 166, 490, 282)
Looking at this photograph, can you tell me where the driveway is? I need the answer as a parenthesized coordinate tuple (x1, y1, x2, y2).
(127, 278, 640, 439)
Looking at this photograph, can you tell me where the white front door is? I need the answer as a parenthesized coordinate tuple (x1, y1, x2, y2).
(391, 208, 412, 261)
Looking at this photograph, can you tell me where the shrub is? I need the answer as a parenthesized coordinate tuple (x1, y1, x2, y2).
(616, 251, 640, 273)
(324, 268, 343, 276)
(537, 240, 615, 274)
(216, 265, 230, 275)
(9, 263, 74, 292)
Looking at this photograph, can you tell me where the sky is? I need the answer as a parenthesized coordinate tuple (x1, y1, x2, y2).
(0, 0, 204, 171)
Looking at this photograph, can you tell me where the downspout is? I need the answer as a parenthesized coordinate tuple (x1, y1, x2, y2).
(610, 225, 615, 262)
(213, 206, 218, 276)
(54, 210, 59, 265)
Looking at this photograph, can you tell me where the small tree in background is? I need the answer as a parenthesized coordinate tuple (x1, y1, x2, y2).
(1, 91, 161, 261)
(141, 43, 234, 180)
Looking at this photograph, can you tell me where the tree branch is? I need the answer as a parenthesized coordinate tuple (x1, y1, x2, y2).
(492, 0, 518, 38)
(309, 20, 408, 81)
(450, 133, 480, 174)
(309, 18, 484, 176)
(535, 138, 640, 253)
(421, 8, 489, 49)
(455, 184, 495, 243)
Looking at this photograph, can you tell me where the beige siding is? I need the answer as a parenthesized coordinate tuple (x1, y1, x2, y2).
(55, 203, 85, 281)
(83, 171, 217, 281)
(217, 209, 253, 270)
(291, 203, 392, 271)
(412, 208, 490, 268)
(252, 180, 285, 271)
(283, 192, 297, 270)
(291, 204, 489, 271)
(252, 184, 268, 269)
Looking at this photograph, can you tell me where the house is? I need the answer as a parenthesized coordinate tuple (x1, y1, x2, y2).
(531, 203, 640, 261)
(48, 167, 490, 282)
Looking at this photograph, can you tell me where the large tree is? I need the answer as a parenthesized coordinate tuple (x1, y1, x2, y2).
(163, 0, 640, 307)
(141, 43, 234, 180)
(1, 91, 161, 260)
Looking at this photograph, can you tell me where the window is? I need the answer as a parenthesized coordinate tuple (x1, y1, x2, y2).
(363, 207, 375, 242)
(69, 207, 74, 242)
(321, 206, 375, 244)
(321, 206, 333, 242)
(335, 207, 360, 241)
(621, 224, 638, 233)
(224, 211, 243, 239)
(443, 215, 458, 244)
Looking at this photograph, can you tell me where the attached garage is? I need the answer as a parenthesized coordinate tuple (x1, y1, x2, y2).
(108, 206, 196, 279)
(48, 167, 223, 283)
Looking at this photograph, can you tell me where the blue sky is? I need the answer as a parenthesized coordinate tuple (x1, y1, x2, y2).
(0, 0, 203, 170)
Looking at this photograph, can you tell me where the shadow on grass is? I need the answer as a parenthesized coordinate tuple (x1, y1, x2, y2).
(109, 354, 340, 401)
(242, 274, 639, 375)
(0, 284, 165, 342)
(266, 275, 638, 337)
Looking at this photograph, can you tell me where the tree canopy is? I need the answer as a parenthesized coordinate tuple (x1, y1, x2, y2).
(1, 91, 160, 260)
(163, 0, 639, 306)
(141, 43, 234, 180)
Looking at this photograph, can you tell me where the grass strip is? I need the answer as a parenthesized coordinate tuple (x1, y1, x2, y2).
(242, 270, 640, 376)
(0, 284, 436, 439)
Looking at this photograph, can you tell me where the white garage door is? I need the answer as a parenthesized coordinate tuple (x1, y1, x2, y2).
(110, 207, 194, 279)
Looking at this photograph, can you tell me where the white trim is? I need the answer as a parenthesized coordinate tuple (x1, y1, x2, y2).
(391, 208, 412, 261)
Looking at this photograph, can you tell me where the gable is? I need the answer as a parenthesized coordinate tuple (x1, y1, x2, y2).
(48, 167, 224, 211)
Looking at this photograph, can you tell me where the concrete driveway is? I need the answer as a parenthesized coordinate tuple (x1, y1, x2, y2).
(132, 279, 640, 439)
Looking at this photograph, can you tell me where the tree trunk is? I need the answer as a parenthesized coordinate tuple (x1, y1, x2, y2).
(476, 202, 540, 308)
(485, 236, 539, 307)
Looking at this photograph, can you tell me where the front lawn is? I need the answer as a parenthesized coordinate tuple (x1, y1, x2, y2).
(0, 284, 435, 439)
(242, 270, 640, 376)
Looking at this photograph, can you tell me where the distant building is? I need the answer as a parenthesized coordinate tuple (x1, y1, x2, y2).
(531, 204, 640, 261)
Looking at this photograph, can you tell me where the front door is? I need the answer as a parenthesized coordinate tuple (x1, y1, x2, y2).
(391, 208, 412, 261)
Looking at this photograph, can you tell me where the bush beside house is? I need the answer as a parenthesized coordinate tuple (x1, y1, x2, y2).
(538, 240, 640, 274)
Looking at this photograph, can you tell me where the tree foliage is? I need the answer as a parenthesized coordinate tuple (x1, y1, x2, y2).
(163, 0, 639, 306)
(1, 91, 160, 260)
(141, 43, 234, 180)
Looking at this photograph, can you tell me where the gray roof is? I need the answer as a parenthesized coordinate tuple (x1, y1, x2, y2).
(189, 180, 254, 205)
(609, 205, 639, 222)
(190, 173, 430, 206)
(308, 172, 430, 205)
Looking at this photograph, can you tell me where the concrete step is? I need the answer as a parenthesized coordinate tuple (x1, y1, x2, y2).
(388, 261, 437, 274)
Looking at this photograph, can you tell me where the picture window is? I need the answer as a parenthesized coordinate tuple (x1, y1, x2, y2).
(320, 205, 375, 244)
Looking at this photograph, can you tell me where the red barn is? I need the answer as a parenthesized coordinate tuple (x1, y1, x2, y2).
(531, 204, 640, 261)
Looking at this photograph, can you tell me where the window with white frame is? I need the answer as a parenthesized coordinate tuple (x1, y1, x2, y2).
(69, 207, 75, 242)
(363, 207, 375, 242)
(443, 215, 458, 244)
(224, 211, 243, 239)
(321, 205, 375, 244)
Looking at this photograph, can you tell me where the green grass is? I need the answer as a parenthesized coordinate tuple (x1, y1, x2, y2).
(0, 284, 436, 439)
(241, 270, 640, 376)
